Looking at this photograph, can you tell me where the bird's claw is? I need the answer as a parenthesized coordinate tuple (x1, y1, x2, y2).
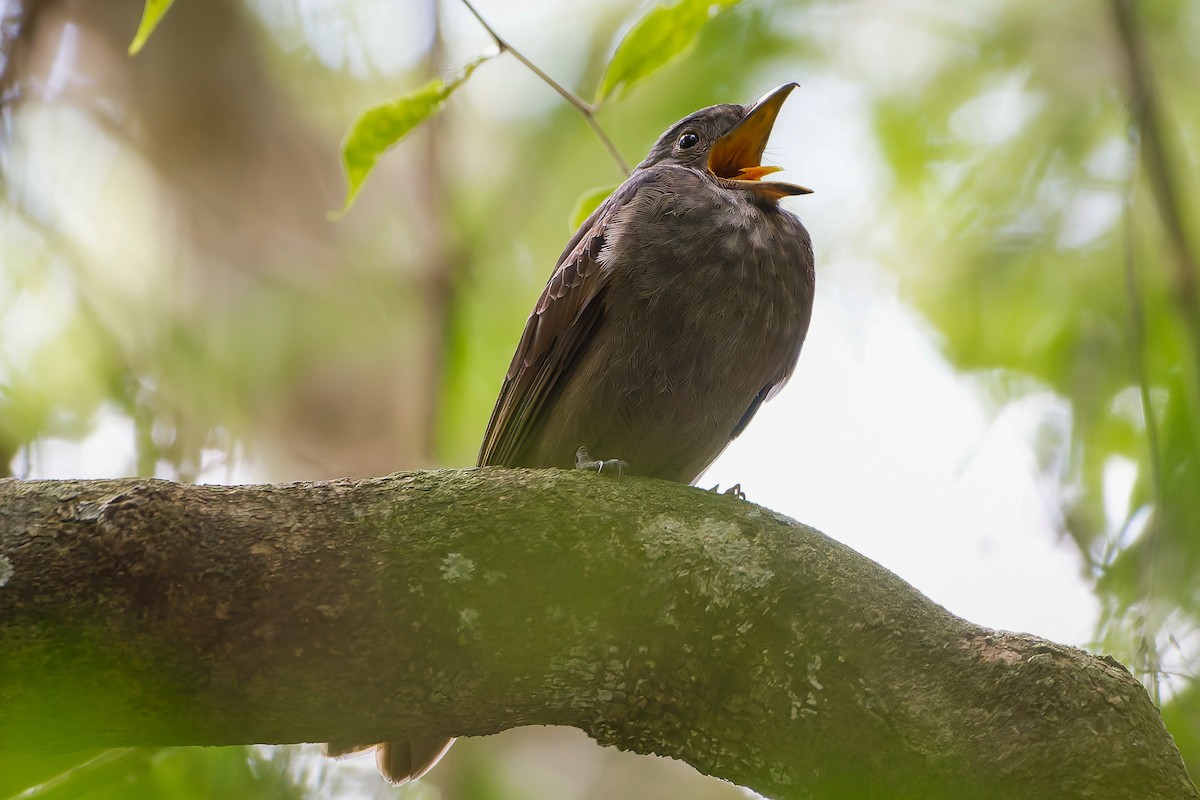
(575, 446, 629, 477)
(708, 483, 747, 500)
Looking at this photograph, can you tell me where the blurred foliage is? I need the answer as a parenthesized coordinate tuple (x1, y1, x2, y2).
(338, 54, 493, 214)
(566, 183, 617, 234)
(856, 0, 1200, 706)
(2, 0, 1199, 795)
(847, 0, 1200, 773)
(594, 0, 744, 103)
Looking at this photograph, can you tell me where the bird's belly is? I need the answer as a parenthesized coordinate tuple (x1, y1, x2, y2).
(524, 287, 794, 484)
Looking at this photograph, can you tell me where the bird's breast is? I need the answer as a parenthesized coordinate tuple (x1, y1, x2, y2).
(604, 177, 812, 348)
(584, 176, 812, 462)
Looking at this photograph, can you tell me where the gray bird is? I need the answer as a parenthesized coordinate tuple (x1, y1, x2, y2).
(339, 82, 814, 784)
(479, 82, 814, 481)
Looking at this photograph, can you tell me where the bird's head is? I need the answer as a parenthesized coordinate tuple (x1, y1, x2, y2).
(638, 83, 812, 200)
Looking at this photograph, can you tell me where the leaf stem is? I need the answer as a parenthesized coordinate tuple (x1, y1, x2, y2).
(460, 0, 630, 175)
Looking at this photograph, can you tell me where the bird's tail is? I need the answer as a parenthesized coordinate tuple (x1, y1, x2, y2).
(323, 738, 455, 784)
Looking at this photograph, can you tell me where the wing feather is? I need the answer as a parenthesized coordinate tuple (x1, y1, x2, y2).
(477, 178, 644, 467)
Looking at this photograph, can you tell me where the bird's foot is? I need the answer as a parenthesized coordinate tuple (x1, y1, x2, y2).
(575, 446, 629, 477)
(708, 483, 747, 500)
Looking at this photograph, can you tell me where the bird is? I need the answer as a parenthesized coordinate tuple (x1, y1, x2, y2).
(330, 82, 814, 785)
(479, 82, 814, 482)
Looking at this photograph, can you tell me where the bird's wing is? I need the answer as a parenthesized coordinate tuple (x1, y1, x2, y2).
(477, 175, 649, 468)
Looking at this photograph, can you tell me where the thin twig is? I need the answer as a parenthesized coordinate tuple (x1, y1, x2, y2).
(6, 749, 140, 800)
(1120, 145, 1163, 569)
(460, 0, 629, 175)
(418, 0, 459, 462)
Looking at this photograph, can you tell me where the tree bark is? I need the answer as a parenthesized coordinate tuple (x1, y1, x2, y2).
(0, 471, 1194, 799)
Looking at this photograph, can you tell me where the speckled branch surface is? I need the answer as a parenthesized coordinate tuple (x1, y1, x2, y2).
(0, 471, 1194, 799)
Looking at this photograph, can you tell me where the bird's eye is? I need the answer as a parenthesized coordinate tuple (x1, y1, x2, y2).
(677, 132, 700, 150)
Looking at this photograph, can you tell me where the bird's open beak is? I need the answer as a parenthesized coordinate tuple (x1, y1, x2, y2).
(708, 83, 812, 198)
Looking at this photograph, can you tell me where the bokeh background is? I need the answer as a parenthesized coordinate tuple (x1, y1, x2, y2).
(2, 0, 1198, 797)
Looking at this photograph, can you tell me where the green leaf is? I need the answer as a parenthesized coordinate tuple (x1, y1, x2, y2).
(334, 55, 490, 217)
(596, 0, 743, 104)
(128, 0, 175, 56)
(568, 185, 617, 232)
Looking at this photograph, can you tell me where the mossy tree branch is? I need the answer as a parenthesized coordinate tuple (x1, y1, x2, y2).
(0, 471, 1194, 799)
